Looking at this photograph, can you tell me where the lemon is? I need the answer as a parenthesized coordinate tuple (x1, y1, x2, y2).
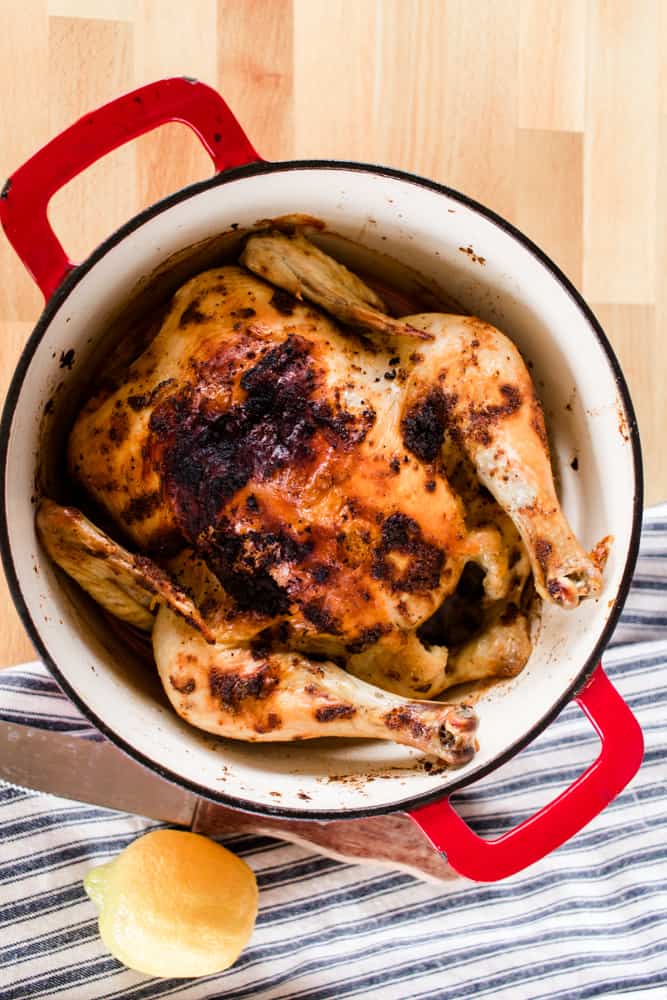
(84, 829, 258, 978)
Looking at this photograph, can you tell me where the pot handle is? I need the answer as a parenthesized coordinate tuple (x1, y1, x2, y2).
(0, 76, 261, 301)
(409, 664, 643, 882)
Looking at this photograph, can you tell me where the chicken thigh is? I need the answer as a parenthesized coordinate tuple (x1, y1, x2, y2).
(39, 230, 607, 763)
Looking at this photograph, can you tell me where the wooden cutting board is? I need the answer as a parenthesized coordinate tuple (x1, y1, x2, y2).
(0, 1, 664, 670)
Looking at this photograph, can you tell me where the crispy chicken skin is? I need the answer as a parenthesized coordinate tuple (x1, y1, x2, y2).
(39, 232, 608, 762)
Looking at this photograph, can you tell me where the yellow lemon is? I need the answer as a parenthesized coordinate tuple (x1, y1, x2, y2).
(84, 829, 258, 978)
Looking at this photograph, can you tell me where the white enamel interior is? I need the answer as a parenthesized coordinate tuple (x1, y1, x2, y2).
(3, 166, 638, 815)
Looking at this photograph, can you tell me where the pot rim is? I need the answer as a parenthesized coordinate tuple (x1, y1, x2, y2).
(0, 158, 644, 821)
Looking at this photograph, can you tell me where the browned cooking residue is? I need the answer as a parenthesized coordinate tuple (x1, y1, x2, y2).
(459, 245, 486, 265)
(617, 401, 630, 442)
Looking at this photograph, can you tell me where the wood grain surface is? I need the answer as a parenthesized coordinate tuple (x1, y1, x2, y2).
(0, 0, 663, 666)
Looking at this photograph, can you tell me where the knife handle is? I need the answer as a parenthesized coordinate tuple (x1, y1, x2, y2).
(192, 800, 458, 883)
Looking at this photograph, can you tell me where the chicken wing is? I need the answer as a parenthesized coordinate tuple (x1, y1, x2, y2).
(36, 500, 212, 639)
(241, 230, 432, 341)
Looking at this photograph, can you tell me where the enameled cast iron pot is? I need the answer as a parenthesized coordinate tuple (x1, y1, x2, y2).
(0, 78, 644, 881)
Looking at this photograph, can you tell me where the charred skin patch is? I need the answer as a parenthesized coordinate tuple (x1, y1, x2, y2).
(534, 538, 553, 575)
(121, 489, 162, 525)
(301, 600, 341, 635)
(180, 299, 208, 326)
(346, 623, 392, 654)
(108, 407, 129, 444)
(315, 704, 357, 722)
(372, 513, 444, 594)
(254, 712, 282, 734)
(384, 705, 428, 740)
(169, 675, 196, 695)
(270, 288, 298, 315)
(401, 388, 447, 462)
(199, 524, 313, 616)
(209, 663, 278, 711)
(151, 335, 372, 611)
(127, 378, 176, 413)
(465, 383, 523, 446)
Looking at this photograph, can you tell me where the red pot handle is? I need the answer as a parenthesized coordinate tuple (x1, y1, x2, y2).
(0, 76, 261, 301)
(409, 664, 643, 882)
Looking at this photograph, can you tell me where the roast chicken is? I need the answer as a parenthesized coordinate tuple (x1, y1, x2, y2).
(37, 229, 608, 766)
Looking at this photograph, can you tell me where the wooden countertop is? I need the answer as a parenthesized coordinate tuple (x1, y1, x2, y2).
(0, 0, 663, 666)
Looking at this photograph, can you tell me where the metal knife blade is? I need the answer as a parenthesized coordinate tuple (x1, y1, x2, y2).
(0, 720, 457, 883)
(0, 720, 196, 825)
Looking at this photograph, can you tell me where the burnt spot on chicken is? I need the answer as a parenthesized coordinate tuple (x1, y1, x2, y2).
(250, 622, 290, 660)
(301, 599, 341, 635)
(401, 388, 447, 462)
(209, 662, 279, 711)
(345, 623, 392, 654)
(154, 336, 372, 546)
(121, 490, 162, 525)
(199, 525, 309, 616)
(254, 712, 282, 733)
(270, 288, 298, 315)
(534, 538, 553, 575)
(384, 705, 428, 740)
(315, 704, 356, 722)
(180, 299, 208, 326)
(465, 383, 523, 445)
(127, 378, 177, 413)
(372, 513, 444, 593)
(169, 675, 196, 694)
(312, 563, 332, 583)
(108, 407, 129, 444)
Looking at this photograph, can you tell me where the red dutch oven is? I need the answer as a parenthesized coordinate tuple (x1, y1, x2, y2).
(0, 78, 643, 881)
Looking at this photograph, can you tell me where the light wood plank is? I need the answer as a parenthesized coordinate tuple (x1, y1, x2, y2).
(220, 0, 294, 161)
(47, 0, 136, 19)
(134, 0, 218, 210)
(0, 1, 49, 322)
(375, 0, 519, 220)
(47, 16, 135, 263)
(593, 304, 663, 504)
(583, 0, 657, 304)
(518, 0, 587, 131)
(515, 128, 583, 287)
(293, 0, 371, 160)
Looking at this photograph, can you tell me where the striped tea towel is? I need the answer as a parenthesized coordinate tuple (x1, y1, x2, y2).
(1, 507, 666, 999)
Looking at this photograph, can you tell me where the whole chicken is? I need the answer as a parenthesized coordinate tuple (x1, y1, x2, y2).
(37, 230, 608, 766)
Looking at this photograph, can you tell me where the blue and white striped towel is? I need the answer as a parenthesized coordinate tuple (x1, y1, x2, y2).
(1, 507, 666, 999)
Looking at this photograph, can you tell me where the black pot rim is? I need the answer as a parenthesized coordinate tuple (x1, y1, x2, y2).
(0, 158, 644, 822)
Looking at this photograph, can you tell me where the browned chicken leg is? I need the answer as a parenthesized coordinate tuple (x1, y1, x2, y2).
(153, 603, 478, 764)
(401, 314, 608, 608)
